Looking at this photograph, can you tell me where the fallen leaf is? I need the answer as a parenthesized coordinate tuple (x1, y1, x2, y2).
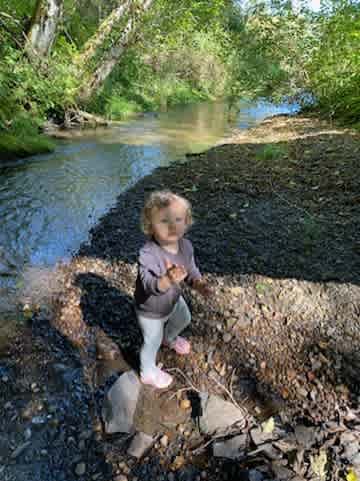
(180, 399, 191, 410)
(347, 469, 358, 481)
(170, 455, 185, 471)
(310, 450, 327, 480)
(262, 417, 275, 434)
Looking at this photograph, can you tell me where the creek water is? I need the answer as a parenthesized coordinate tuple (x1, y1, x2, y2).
(0, 99, 299, 325)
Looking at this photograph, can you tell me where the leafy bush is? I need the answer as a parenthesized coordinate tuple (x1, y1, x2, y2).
(307, 3, 360, 123)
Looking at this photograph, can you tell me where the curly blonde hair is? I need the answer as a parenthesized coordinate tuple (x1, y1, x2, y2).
(141, 190, 193, 236)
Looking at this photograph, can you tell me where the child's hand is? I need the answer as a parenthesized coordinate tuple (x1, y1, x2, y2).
(192, 279, 213, 298)
(165, 259, 187, 285)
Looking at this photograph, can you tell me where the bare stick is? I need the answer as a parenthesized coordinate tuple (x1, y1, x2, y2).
(208, 372, 246, 414)
(168, 387, 197, 401)
(168, 367, 200, 393)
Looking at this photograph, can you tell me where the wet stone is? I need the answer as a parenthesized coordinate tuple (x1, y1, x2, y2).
(249, 469, 264, 481)
(200, 393, 247, 435)
(213, 434, 247, 459)
(75, 462, 86, 476)
(127, 432, 154, 458)
(102, 370, 141, 434)
(294, 425, 316, 447)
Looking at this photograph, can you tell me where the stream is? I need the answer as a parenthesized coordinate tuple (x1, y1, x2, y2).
(0, 99, 299, 325)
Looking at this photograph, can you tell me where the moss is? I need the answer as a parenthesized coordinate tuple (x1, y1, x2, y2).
(0, 132, 55, 161)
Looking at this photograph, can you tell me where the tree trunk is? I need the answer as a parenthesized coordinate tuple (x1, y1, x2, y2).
(75, 0, 133, 67)
(77, 0, 154, 103)
(26, 0, 63, 57)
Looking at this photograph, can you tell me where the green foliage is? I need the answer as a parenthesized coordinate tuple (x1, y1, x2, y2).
(256, 143, 288, 161)
(104, 95, 142, 120)
(307, 2, 360, 122)
(228, 7, 317, 100)
(1, 0, 359, 160)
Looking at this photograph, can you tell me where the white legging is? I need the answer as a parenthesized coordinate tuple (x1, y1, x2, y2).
(136, 296, 191, 377)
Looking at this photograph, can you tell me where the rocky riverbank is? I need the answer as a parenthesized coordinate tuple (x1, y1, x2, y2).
(1, 114, 360, 481)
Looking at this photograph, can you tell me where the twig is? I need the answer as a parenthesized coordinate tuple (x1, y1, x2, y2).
(191, 434, 223, 455)
(208, 372, 246, 415)
(167, 367, 200, 393)
(230, 368, 236, 398)
(191, 427, 245, 455)
(168, 387, 196, 401)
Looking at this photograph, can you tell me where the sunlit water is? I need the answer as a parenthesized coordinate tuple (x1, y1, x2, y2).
(0, 99, 299, 319)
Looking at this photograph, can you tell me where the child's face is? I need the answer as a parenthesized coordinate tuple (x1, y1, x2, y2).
(151, 199, 188, 245)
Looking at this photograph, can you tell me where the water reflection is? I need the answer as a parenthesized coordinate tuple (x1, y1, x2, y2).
(0, 99, 299, 315)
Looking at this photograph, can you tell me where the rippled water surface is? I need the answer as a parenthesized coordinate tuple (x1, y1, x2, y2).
(0, 100, 299, 317)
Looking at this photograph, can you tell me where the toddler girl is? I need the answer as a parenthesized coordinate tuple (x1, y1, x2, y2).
(134, 190, 211, 389)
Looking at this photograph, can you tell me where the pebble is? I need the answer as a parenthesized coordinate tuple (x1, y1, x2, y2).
(160, 435, 169, 448)
(75, 462, 86, 476)
(298, 387, 308, 398)
(201, 471, 207, 479)
(114, 476, 127, 481)
(180, 399, 191, 410)
(80, 429, 92, 440)
(170, 455, 185, 470)
(167, 473, 175, 481)
(11, 442, 31, 459)
(223, 333, 232, 343)
(177, 424, 185, 434)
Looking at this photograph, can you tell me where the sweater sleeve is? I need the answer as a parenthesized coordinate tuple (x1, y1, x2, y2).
(184, 240, 202, 285)
(138, 247, 163, 296)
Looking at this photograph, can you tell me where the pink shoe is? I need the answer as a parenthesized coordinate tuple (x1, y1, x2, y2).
(166, 336, 191, 355)
(140, 368, 173, 389)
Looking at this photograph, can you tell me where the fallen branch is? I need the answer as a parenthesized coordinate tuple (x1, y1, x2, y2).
(167, 367, 200, 393)
(208, 371, 245, 414)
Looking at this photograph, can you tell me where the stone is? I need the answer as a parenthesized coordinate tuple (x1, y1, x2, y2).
(351, 453, 360, 466)
(127, 432, 154, 458)
(223, 333, 232, 343)
(213, 434, 247, 459)
(250, 427, 274, 446)
(249, 469, 264, 481)
(75, 462, 86, 476)
(271, 461, 295, 480)
(250, 443, 279, 460)
(114, 476, 128, 481)
(344, 443, 359, 461)
(10, 442, 31, 459)
(160, 435, 169, 448)
(199, 393, 247, 435)
(294, 425, 316, 447)
(340, 432, 359, 445)
(170, 456, 185, 470)
(102, 370, 141, 434)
